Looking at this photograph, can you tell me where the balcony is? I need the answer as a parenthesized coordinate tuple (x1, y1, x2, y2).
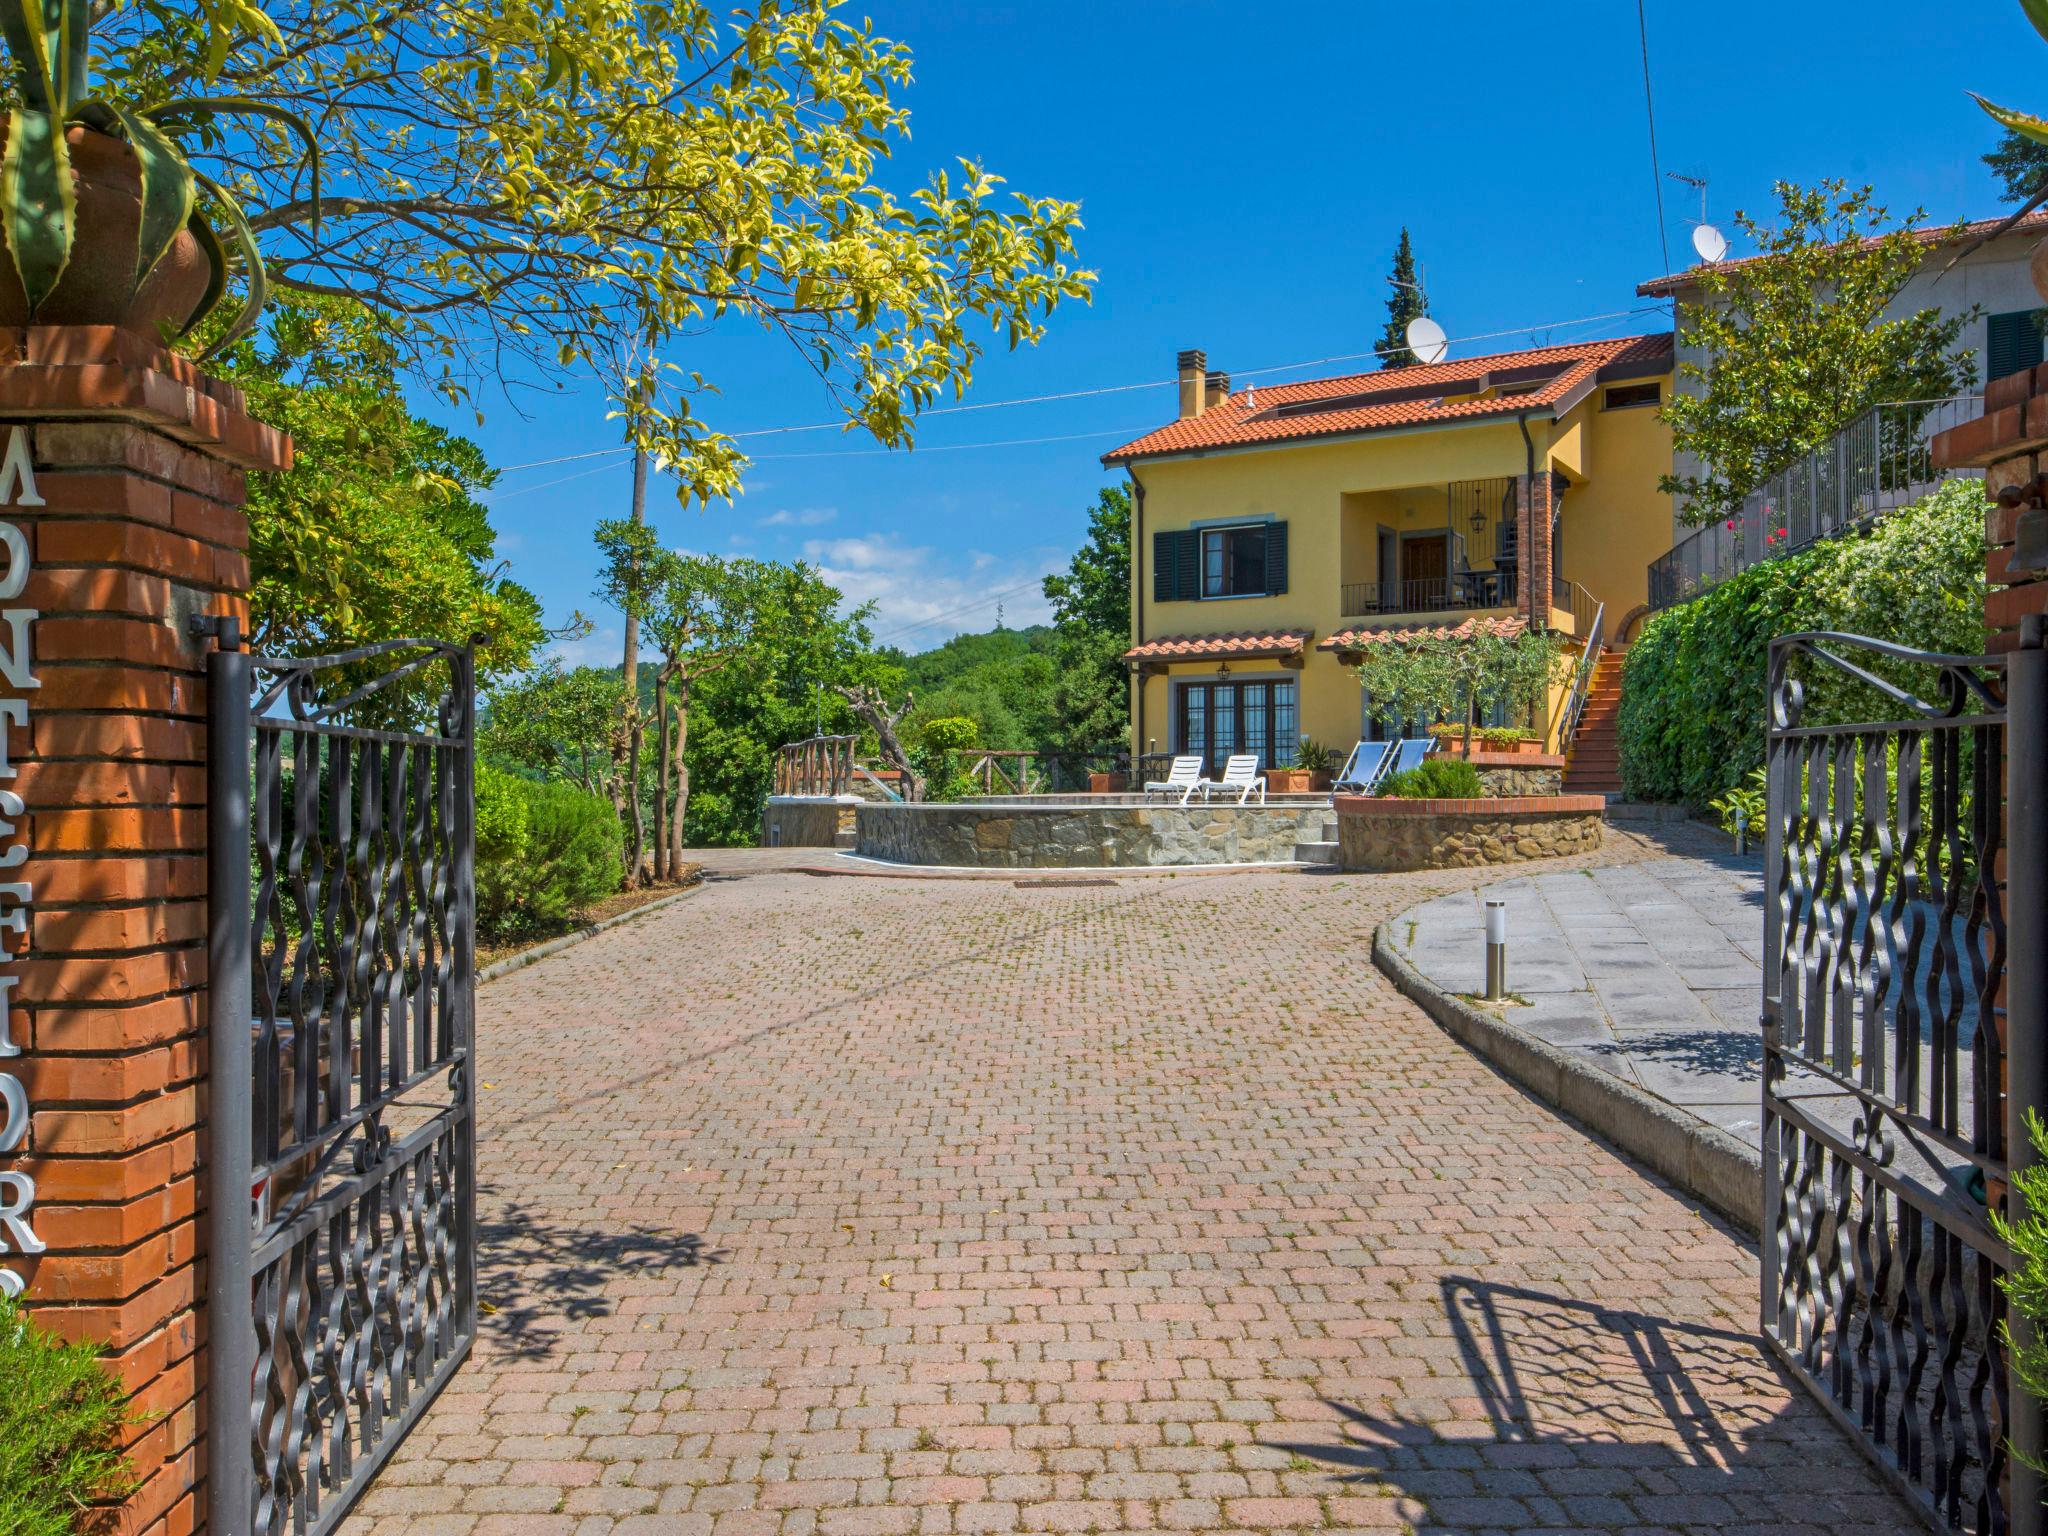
(1340, 570, 1520, 616)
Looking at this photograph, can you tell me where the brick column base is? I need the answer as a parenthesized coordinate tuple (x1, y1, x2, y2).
(0, 328, 288, 1536)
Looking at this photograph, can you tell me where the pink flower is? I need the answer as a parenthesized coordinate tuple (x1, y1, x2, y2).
(1725, 518, 1738, 531)
(1775, 526, 1787, 538)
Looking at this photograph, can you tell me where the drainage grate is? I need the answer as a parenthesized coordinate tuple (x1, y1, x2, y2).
(1012, 877, 1118, 889)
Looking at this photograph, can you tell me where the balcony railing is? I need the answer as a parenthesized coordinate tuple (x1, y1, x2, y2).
(1647, 395, 1983, 611)
(1341, 570, 1520, 616)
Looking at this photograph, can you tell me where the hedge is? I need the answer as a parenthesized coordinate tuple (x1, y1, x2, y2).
(1618, 479, 1987, 809)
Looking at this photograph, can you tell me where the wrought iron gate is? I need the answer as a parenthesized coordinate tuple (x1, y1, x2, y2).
(1762, 627, 2048, 1535)
(201, 623, 478, 1536)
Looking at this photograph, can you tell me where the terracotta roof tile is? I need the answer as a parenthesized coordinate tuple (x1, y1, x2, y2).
(1102, 333, 1671, 465)
(1124, 629, 1312, 663)
(1636, 209, 2048, 297)
(1318, 616, 1527, 652)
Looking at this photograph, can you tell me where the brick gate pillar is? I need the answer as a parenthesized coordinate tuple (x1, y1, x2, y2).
(0, 328, 288, 1536)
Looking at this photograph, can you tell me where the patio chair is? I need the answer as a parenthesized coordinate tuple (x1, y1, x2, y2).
(1383, 735, 1435, 781)
(1142, 755, 1205, 806)
(1201, 754, 1266, 806)
(1332, 740, 1395, 794)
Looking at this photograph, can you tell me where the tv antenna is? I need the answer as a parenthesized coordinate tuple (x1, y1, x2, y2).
(1667, 172, 1728, 263)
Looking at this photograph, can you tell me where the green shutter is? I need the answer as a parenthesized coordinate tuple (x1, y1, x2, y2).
(1988, 309, 2047, 382)
(1154, 530, 1199, 601)
(1153, 529, 1178, 601)
(1264, 520, 1288, 595)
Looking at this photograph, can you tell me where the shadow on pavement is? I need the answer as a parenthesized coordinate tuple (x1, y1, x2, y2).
(476, 1196, 721, 1361)
(1272, 1274, 1904, 1529)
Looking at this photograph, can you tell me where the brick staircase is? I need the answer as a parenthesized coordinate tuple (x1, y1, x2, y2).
(1563, 648, 1627, 795)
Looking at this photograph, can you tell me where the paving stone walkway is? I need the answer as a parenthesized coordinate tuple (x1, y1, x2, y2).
(342, 838, 1911, 1536)
(1384, 823, 1775, 1144)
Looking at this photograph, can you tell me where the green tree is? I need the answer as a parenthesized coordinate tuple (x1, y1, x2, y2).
(1659, 180, 1975, 526)
(641, 552, 772, 879)
(482, 663, 630, 801)
(1375, 228, 1428, 369)
(1040, 485, 1131, 756)
(102, 0, 1095, 497)
(1354, 624, 1563, 757)
(209, 297, 544, 682)
(1985, 127, 2048, 203)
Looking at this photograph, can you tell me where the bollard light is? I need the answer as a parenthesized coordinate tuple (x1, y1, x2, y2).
(1484, 898, 1508, 1001)
(1734, 804, 1748, 856)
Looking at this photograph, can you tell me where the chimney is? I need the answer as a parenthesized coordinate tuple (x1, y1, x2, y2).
(1177, 348, 1207, 419)
(1205, 370, 1231, 411)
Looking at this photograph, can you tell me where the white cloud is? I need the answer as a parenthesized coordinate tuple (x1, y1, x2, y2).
(759, 506, 838, 528)
(801, 533, 1064, 649)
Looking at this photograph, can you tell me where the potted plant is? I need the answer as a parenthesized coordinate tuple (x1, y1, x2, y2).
(0, 1, 319, 349)
(1088, 769, 1127, 794)
(1297, 736, 1336, 791)
(1266, 738, 1330, 796)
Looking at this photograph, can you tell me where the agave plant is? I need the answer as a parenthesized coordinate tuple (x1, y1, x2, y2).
(0, 0, 317, 355)
(1974, 1, 2048, 162)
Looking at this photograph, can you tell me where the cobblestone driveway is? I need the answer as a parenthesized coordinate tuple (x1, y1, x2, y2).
(344, 846, 1912, 1536)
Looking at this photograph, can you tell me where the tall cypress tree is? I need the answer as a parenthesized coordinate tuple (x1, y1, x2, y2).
(1376, 228, 1429, 369)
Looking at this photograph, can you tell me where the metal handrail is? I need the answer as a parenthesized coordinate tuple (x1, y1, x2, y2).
(1553, 598, 1606, 754)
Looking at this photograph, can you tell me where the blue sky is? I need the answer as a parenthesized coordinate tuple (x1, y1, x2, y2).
(449, 0, 2034, 665)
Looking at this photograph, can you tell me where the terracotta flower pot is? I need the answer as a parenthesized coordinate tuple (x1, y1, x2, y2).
(1088, 771, 1126, 794)
(0, 124, 213, 336)
(1266, 768, 1313, 795)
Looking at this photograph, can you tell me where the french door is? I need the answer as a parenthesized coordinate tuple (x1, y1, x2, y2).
(1178, 678, 1296, 775)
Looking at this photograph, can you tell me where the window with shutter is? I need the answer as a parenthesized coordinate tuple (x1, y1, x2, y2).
(1988, 309, 2048, 382)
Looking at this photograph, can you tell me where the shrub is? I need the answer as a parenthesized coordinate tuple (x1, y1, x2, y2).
(473, 763, 533, 938)
(917, 716, 980, 753)
(0, 1291, 136, 1534)
(473, 774, 622, 939)
(1426, 723, 1533, 750)
(520, 779, 625, 925)
(1619, 479, 1986, 809)
(1381, 758, 1485, 799)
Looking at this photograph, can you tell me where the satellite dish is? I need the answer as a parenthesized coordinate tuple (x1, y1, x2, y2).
(1692, 223, 1730, 264)
(1405, 315, 1448, 365)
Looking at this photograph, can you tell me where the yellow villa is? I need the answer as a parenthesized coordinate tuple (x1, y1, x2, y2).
(1101, 333, 1676, 785)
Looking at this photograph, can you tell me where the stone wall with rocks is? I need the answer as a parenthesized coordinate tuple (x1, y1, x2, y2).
(856, 801, 1333, 868)
(762, 796, 858, 847)
(1335, 794, 1604, 873)
(1476, 763, 1563, 796)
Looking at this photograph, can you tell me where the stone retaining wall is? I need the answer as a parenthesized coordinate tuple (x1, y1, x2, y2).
(1335, 794, 1604, 872)
(762, 795, 859, 847)
(1477, 763, 1563, 796)
(855, 801, 1330, 868)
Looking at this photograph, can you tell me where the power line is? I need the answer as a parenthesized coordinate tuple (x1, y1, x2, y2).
(487, 305, 1665, 475)
(868, 572, 1055, 649)
(1637, 0, 1671, 275)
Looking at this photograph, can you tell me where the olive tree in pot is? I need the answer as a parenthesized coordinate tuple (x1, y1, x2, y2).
(0, 0, 317, 347)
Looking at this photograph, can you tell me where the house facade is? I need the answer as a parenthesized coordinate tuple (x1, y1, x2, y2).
(1103, 333, 1674, 773)
(1639, 209, 2048, 539)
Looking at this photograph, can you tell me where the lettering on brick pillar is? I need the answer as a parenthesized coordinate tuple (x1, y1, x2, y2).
(0, 423, 43, 1297)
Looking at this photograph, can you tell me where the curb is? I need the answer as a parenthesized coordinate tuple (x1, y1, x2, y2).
(479, 880, 704, 986)
(1370, 919, 1762, 1235)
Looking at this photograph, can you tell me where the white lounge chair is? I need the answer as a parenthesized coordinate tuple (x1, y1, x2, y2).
(1143, 755, 1205, 805)
(1202, 754, 1267, 806)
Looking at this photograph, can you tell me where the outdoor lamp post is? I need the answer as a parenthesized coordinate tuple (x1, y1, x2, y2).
(1484, 898, 1508, 1001)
